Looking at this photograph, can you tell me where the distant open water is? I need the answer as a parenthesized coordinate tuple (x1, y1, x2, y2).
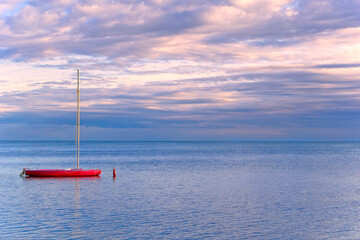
(1, 141, 360, 239)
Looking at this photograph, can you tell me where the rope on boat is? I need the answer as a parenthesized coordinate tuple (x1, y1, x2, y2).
(19, 168, 25, 177)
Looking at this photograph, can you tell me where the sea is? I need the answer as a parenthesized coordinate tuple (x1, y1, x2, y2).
(1, 141, 360, 239)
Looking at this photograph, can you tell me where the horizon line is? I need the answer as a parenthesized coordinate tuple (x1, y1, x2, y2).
(1, 140, 359, 142)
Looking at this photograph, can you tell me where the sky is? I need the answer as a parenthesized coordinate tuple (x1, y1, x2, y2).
(0, 0, 359, 141)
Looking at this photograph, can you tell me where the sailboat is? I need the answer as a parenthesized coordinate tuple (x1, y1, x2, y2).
(22, 70, 101, 177)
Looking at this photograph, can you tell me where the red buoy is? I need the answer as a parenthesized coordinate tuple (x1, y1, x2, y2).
(113, 168, 116, 177)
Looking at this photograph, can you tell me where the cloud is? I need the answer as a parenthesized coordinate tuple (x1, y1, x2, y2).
(6, 4, 64, 34)
(1, 0, 359, 65)
(1, 69, 358, 134)
(204, 0, 360, 45)
(313, 63, 360, 69)
(0, 0, 359, 140)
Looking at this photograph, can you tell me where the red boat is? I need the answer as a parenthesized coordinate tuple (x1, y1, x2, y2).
(21, 70, 102, 178)
(23, 169, 101, 177)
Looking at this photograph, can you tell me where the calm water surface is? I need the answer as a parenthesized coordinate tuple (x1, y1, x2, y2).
(1, 141, 360, 239)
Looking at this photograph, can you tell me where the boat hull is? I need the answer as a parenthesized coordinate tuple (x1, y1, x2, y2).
(23, 169, 101, 177)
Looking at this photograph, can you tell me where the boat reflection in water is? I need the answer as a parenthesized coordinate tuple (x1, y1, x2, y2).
(21, 176, 102, 239)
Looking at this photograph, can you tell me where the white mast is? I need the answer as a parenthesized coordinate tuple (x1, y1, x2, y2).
(76, 69, 80, 169)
